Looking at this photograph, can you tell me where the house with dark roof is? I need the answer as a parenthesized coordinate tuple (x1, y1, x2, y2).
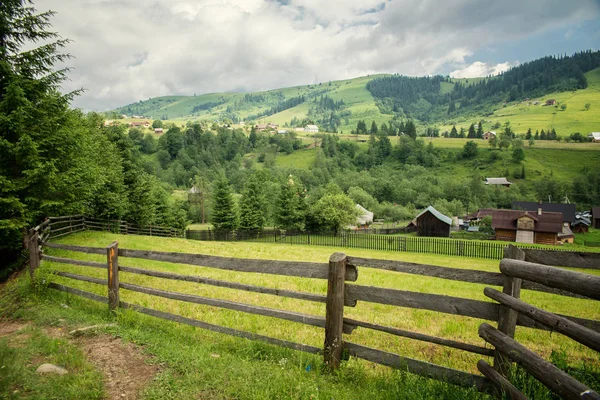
(415, 206, 452, 237)
(572, 216, 591, 233)
(512, 201, 576, 225)
(545, 99, 557, 106)
(593, 207, 600, 229)
(467, 208, 562, 245)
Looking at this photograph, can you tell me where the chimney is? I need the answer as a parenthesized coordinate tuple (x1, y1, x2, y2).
(538, 207, 542, 216)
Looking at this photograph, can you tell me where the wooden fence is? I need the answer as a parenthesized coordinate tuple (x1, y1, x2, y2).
(28, 220, 600, 397)
(186, 228, 600, 264)
(34, 215, 183, 241)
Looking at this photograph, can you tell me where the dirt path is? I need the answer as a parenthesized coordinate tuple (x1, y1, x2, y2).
(0, 319, 159, 400)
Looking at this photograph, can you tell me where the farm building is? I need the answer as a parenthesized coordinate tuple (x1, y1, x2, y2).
(415, 206, 452, 237)
(589, 132, 600, 142)
(485, 177, 512, 187)
(572, 217, 591, 233)
(545, 99, 557, 106)
(355, 204, 374, 228)
(467, 208, 562, 245)
(593, 207, 600, 229)
(154, 128, 163, 134)
(482, 131, 496, 140)
(304, 124, 319, 133)
(255, 124, 268, 131)
(512, 201, 576, 225)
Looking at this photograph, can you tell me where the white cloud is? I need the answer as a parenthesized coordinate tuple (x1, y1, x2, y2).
(30, 0, 600, 111)
(450, 61, 517, 79)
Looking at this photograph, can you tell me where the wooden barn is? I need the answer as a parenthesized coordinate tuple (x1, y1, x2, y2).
(415, 206, 452, 237)
(593, 207, 600, 229)
(572, 217, 590, 234)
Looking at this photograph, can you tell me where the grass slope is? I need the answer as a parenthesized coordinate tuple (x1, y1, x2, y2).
(440, 68, 600, 136)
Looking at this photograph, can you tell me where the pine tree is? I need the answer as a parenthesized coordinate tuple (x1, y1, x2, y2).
(239, 175, 266, 231)
(447, 101, 456, 114)
(540, 129, 547, 140)
(476, 122, 483, 138)
(211, 178, 238, 230)
(450, 125, 458, 138)
(525, 128, 532, 140)
(370, 121, 378, 135)
(534, 130, 539, 140)
(275, 175, 306, 231)
(467, 124, 476, 138)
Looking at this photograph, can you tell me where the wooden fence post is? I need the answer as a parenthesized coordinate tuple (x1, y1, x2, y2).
(324, 252, 347, 370)
(107, 241, 119, 312)
(494, 244, 525, 377)
(28, 229, 40, 280)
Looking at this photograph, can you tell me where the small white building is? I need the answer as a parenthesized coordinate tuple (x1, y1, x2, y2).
(355, 204, 374, 227)
(304, 124, 319, 133)
(588, 132, 600, 142)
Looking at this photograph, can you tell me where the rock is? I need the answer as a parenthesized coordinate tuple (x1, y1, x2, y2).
(210, 353, 220, 358)
(60, 304, 69, 309)
(36, 363, 68, 375)
(68, 324, 117, 337)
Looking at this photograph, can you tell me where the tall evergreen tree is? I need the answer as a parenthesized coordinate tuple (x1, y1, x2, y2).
(239, 175, 266, 231)
(370, 121, 378, 135)
(211, 178, 238, 230)
(275, 175, 306, 231)
(467, 123, 476, 138)
(476, 122, 483, 138)
(450, 125, 458, 138)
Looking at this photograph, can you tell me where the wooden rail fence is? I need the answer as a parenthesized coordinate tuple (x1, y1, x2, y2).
(28, 219, 600, 398)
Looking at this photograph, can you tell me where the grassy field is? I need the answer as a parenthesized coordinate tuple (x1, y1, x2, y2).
(439, 68, 600, 136)
(3, 231, 597, 398)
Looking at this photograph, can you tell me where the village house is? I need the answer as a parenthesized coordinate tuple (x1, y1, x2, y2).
(545, 99, 557, 106)
(482, 131, 496, 140)
(267, 123, 278, 130)
(485, 177, 512, 187)
(588, 132, 600, 142)
(304, 124, 319, 133)
(467, 208, 563, 245)
(512, 201, 576, 225)
(130, 121, 149, 128)
(255, 123, 268, 132)
(572, 216, 591, 234)
(414, 206, 452, 238)
(354, 204, 374, 229)
(593, 207, 600, 229)
(154, 128, 164, 134)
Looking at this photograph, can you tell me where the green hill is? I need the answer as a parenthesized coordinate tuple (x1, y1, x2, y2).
(110, 52, 600, 138)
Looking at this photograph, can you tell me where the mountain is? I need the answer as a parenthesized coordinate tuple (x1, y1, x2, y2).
(110, 51, 600, 136)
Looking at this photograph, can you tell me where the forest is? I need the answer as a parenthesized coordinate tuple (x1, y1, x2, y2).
(367, 50, 600, 121)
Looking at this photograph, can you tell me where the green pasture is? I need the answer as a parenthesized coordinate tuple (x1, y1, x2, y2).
(440, 68, 600, 136)
(3, 231, 599, 399)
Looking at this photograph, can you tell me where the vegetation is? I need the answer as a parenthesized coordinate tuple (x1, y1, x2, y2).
(2, 231, 598, 398)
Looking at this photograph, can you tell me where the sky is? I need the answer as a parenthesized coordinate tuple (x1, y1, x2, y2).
(31, 0, 600, 111)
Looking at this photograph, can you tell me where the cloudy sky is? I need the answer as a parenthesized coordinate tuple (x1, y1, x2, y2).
(33, 0, 600, 111)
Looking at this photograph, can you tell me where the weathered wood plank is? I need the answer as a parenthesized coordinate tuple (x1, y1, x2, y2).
(48, 282, 108, 304)
(107, 242, 119, 312)
(495, 245, 524, 376)
(347, 256, 503, 285)
(324, 252, 346, 370)
(118, 248, 358, 281)
(345, 284, 499, 321)
(48, 222, 84, 232)
(40, 242, 106, 255)
(346, 255, 585, 298)
(477, 359, 528, 400)
(343, 317, 494, 356)
(524, 249, 600, 270)
(119, 265, 326, 303)
(28, 230, 40, 280)
(343, 342, 494, 394)
(119, 282, 326, 328)
(42, 255, 106, 269)
(485, 287, 600, 352)
(500, 259, 600, 300)
(119, 301, 321, 354)
(53, 271, 105, 285)
(479, 323, 600, 400)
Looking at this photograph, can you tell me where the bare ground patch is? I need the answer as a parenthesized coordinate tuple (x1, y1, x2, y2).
(75, 334, 160, 400)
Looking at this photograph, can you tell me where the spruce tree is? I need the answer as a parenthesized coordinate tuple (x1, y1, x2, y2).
(450, 125, 458, 138)
(476, 122, 483, 138)
(370, 121, 378, 135)
(468, 124, 476, 138)
(211, 178, 238, 231)
(275, 175, 305, 231)
(239, 175, 266, 231)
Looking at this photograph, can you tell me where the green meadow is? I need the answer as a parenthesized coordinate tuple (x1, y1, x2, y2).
(2, 231, 596, 398)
